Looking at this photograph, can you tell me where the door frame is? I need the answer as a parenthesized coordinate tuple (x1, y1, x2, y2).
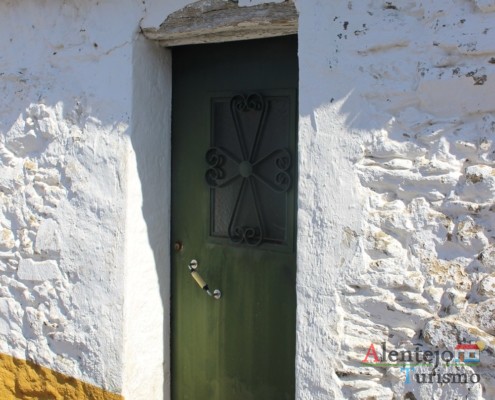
(136, 2, 299, 399)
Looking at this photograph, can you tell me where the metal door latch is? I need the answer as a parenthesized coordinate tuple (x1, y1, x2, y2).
(188, 260, 221, 299)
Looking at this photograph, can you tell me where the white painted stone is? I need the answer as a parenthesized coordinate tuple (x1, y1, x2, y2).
(34, 219, 61, 256)
(17, 259, 61, 281)
(0, 318, 10, 335)
(0, 228, 15, 251)
(465, 299, 495, 335)
(383, 158, 413, 170)
(0, 164, 21, 195)
(479, 274, 495, 297)
(479, 244, 495, 269)
(456, 216, 490, 253)
(473, 0, 495, 13)
(440, 287, 467, 315)
(0, 297, 24, 333)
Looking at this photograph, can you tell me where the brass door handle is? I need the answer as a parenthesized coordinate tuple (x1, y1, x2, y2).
(188, 260, 221, 299)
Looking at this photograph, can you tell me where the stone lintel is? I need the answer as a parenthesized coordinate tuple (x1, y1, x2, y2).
(142, 0, 298, 47)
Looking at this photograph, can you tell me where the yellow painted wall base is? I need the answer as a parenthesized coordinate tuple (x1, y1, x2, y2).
(0, 353, 124, 400)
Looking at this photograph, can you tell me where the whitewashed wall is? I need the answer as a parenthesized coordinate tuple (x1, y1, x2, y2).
(295, 1, 495, 399)
(0, 0, 494, 399)
(0, 0, 143, 395)
(122, 36, 171, 400)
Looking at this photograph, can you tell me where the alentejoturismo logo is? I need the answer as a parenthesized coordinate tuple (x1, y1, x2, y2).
(361, 341, 485, 384)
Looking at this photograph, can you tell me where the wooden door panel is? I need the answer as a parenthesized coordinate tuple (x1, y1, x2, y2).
(171, 36, 298, 400)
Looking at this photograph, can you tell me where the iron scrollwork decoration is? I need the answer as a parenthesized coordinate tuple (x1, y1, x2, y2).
(206, 92, 293, 247)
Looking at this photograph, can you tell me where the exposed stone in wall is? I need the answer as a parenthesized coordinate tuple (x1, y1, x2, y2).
(296, 0, 495, 399)
(345, 1, 494, 398)
(0, 0, 154, 393)
(0, 0, 167, 397)
(0, 99, 127, 391)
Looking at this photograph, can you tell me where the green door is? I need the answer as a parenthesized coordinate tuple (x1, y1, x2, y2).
(171, 36, 298, 400)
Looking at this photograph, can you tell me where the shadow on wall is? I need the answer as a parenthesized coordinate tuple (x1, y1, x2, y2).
(0, 59, 133, 395)
(128, 35, 172, 400)
(0, 35, 172, 398)
(295, 1, 495, 398)
(0, 0, 173, 397)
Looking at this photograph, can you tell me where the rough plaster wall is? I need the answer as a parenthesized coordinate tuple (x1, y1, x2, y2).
(0, 0, 149, 392)
(122, 37, 172, 400)
(3, 0, 495, 399)
(295, 0, 495, 399)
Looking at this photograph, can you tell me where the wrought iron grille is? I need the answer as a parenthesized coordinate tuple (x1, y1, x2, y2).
(206, 92, 293, 247)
